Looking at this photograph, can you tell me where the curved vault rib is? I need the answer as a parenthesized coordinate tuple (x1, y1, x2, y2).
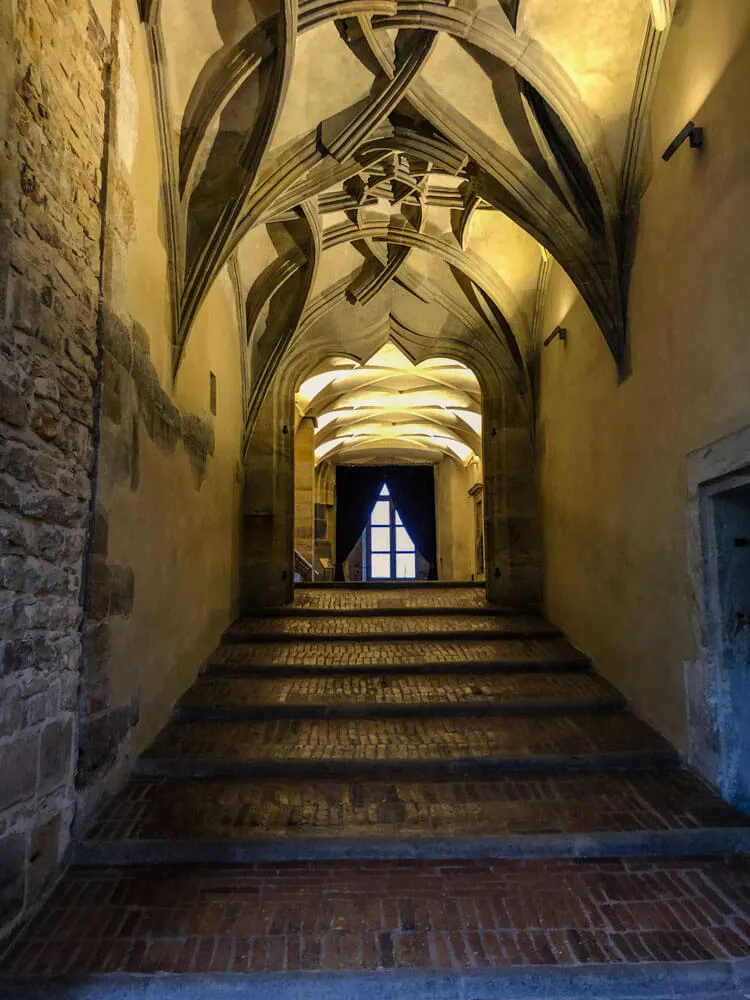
(356, 11, 626, 366)
(177, 0, 298, 376)
(244, 201, 322, 449)
(179, 0, 399, 201)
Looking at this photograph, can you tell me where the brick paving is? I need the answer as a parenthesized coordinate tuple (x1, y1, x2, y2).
(5, 858, 750, 976)
(224, 613, 558, 639)
(179, 671, 620, 712)
(140, 713, 673, 768)
(293, 586, 492, 610)
(86, 772, 748, 844)
(206, 636, 585, 669)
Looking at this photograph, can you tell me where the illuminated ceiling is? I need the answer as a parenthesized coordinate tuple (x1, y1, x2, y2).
(139, 0, 675, 444)
(296, 343, 481, 465)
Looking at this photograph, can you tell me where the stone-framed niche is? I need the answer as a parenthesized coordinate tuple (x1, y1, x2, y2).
(685, 425, 750, 812)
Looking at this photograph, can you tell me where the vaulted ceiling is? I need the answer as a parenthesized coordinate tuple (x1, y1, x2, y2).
(139, 0, 674, 447)
(296, 343, 482, 466)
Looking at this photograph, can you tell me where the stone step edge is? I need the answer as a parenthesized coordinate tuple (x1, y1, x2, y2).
(241, 606, 536, 619)
(4, 959, 750, 1000)
(133, 749, 680, 780)
(73, 826, 750, 867)
(201, 660, 592, 678)
(221, 628, 563, 645)
(172, 697, 627, 723)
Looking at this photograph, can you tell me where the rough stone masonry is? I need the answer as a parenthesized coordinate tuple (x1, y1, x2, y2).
(0, 0, 108, 942)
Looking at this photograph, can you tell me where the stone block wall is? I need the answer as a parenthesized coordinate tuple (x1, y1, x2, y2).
(0, 0, 108, 941)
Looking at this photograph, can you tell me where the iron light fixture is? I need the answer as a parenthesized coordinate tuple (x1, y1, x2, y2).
(543, 326, 567, 348)
(662, 121, 704, 162)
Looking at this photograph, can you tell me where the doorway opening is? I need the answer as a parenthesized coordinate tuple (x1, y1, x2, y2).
(292, 343, 485, 585)
(700, 471, 750, 810)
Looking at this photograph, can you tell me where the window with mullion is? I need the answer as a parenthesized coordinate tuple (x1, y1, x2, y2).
(368, 484, 416, 580)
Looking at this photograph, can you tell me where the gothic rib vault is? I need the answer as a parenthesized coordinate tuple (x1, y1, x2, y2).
(138, 0, 675, 464)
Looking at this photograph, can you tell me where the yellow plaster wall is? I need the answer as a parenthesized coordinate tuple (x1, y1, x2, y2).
(435, 457, 475, 581)
(538, 0, 750, 750)
(101, 3, 244, 757)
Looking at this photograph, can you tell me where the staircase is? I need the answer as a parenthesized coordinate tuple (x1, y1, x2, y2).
(3, 584, 750, 998)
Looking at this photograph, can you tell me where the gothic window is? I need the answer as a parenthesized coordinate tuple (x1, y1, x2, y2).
(367, 484, 416, 580)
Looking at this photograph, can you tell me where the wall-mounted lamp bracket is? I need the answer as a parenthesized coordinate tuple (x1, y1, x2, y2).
(662, 121, 704, 162)
(543, 326, 567, 348)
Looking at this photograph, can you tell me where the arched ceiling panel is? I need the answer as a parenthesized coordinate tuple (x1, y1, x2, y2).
(518, 0, 649, 164)
(269, 21, 375, 153)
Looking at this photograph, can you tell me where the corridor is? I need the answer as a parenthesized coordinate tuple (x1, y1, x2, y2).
(4, 586, 750, 995)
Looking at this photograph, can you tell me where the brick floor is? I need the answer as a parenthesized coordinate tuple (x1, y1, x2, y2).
(224, 614, 558, 639)
(140, 713, 673, 767)
(86, 772, 748, 844)
(178, 671, 620, 712)
(293, 587, 491, 610)
(206, 636, 585, 669)
(5, 858, 750, 976)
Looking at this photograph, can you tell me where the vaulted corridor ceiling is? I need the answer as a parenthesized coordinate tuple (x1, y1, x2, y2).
(296, 343, 482, 466)
(141, 0, 672, 427)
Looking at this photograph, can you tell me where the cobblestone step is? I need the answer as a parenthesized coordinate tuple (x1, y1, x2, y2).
(223, 614, 560, 643)
(134, 714, 678, 779)
(75, 771, 750, 867)
(204, 636, 588, 676)
(174, 672, 625, 721)
(5, 859, 750, 989)
(286, 585, 521, 613)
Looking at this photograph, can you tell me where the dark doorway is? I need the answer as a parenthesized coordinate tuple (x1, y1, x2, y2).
(335, 466, 437, 581)
(702, 474, 750, 810)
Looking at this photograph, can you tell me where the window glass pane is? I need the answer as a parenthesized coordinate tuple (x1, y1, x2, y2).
(395, 553, 415, 579)
(395, 511, 403, 526)
(371, 501, 390, 525)
(371, 553, 391, 578)
(371, 526, 390, 551)
(379, 484, 390, 496)
(395, 526, 414, 551)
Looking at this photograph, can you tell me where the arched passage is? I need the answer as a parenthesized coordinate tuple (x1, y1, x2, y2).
(240, 320, 540, 609)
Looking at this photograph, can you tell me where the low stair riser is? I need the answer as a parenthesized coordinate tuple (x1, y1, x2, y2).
(134, 750, 680, 780)
(222, 629, 562, 644)
(237, 607, 528, 619)
(201, 660, 591, 678)
(172, 698, 626, 723)
(74, 827, 750, 867)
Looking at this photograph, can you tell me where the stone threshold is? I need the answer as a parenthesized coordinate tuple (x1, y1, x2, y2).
(74, 827, 750, 867)
(4, 960, 750, 1000)
(133, 749, 681, 780)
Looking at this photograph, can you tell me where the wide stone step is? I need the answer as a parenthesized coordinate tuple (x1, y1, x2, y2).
(76, 770, 750, 866)
(204, 636, 588, 676)
(292, 585, 498, 611)
(135, 713, 677, 779)
(223, 613, 559, 643)
(5, 858, 750, 995)
(175, 672, 624, 721)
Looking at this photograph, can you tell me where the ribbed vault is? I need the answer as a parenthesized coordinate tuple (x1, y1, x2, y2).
(140, 0, 676, 437)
